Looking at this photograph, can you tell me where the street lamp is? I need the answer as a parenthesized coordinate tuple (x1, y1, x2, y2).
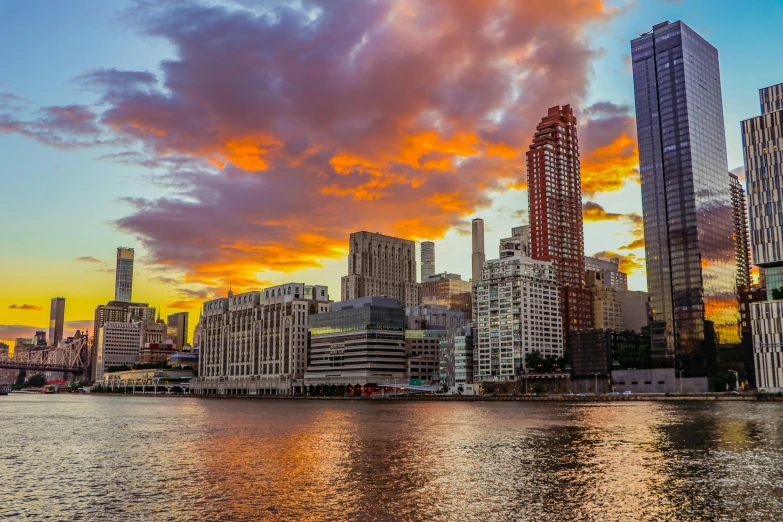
(591, 372, 599, 395)
(728, 370, 739, 392)
(676, 369, 685, 395)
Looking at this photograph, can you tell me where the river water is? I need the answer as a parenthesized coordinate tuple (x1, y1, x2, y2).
(2, 395, 783, 521)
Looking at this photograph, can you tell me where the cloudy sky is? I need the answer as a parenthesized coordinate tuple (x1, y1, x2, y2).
(1, 0, 782, 347)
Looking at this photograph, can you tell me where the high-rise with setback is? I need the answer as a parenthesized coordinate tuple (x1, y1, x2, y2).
(527, 105, 592, 338)
(115, 247, 134, 302)
(341, 232, 420, 307)
(631, 21, 739, 373)
(742, 82, 783, 391)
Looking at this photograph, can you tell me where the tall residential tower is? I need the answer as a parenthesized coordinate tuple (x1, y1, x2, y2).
(631, 21, 739, 372)
(115, 247, 134, 302)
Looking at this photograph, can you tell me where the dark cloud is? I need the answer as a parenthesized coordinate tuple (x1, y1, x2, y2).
(8, 304, 42, 311)
(0, 105, 113, 149)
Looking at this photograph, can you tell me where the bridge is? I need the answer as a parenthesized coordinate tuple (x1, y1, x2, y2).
(0, 336, 91, 375)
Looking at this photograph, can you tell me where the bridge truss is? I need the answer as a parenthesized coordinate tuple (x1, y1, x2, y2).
(0, 336, 91, 375)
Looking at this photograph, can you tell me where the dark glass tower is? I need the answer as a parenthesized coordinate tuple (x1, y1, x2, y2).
(631, 21, 739, 373)
(114, 247, 134, 302)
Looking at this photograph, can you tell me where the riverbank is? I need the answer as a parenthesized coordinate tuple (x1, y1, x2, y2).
(79, 392, 783, 402)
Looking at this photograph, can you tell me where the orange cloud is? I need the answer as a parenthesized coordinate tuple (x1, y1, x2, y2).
(591, 250, 646, 276)
(581, 132, 639, 194)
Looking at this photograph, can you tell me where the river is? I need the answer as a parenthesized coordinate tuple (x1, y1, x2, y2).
(2, 395, 783, 521)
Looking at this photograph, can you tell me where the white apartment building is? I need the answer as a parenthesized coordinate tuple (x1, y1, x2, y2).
(191, 283, 331, 396)
(474, 255, 562, 382)
(95, 322, 141, 382)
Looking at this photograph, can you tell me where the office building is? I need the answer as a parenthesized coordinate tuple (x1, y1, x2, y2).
(305, 297, 406, 387)
(471, 218, 485, 286)
(569, 329, 646, 378)
(166, 312, 189, 351)
(91, 301, 156, 381)
(405, 303, 468, 330)
(586, 271, 622, 331)
(192, 283, 330, 396)
(405, 329, 446, 383)
(474, 255, 562, 382)
(500, 225, 530, 259)
(420, 241, 435, 281)
(632, 21, 739, 372)
(420, 272, 472, 315)
(730, 173, 752, 289)
(341, 232, 420, 307)
(742, 82, 783, 391)
(48, 297, 65, 347)
(114, 247, 134, 302)
(527, 105, 592, 336)
(584, 256, 628, 291)
(95, 322, 141, 382)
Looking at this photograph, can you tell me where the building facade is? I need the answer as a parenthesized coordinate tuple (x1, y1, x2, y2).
(405, 329, 446, 383)
(569, 329, 646, 377)
(91, 301, 155, 381)
(742, 82, 783, 391)
(114, 247, 134, 302)
(95, 322, 141, 382)
(617, 289, 651, 333)
(632, 20, 740, 372)
(192, 283, 331, 396)
(437, 326, 474, 388)
(527, 105, 591, 337)
(305, 297, 406, 386)
(420, 272, 472, 315)
(341, 232, 420, 307)
(586, 271, 623, 331)
(166, 312, 189, 351)
(420, 241, 435, 281)
(730, 173, 752, 289)
(404, 304, 468, 330)
(500, 225, 530, 259)
(49, 297, 65, 347)
(471, 218, 485, 286)
(474, 255, 563, 382)
(584, 256, 628, 291)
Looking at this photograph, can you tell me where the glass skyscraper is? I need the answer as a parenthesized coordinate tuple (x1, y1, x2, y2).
(114, 247, 134, 302)
(631, 21, 739, 373)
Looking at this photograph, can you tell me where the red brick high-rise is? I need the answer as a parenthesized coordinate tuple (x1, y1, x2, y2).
(527, 105, 592, 342)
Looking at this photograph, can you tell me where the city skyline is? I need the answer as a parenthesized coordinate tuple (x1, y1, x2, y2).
(2, 1, 783, 347)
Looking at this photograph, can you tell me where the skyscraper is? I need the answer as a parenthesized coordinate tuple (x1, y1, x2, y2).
(166, 312, 189, 351)
(49, 297, 65, 347)
(730, 173, 751, 290)
(471, 218, 485, 285)
(420, 241, 435, 281)
(741, 82, 783, 391)
(341, 232, 420, 307)
(115, 247, 134, 302)
(631, 21, 739, 372)
(527, 105, 592, 337)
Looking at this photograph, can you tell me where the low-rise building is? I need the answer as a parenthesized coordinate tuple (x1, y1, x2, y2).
(305, 297, 406, 387)
(569, 329, 645, 377)
(405, 329, 446, 383)
(138, 342, 177, 364)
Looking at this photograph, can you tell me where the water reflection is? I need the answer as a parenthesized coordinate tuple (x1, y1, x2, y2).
(2, 397, 783, 521)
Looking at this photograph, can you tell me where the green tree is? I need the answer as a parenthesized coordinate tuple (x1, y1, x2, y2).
(27, 374, 46, 387)
(531, 383, 546, 394)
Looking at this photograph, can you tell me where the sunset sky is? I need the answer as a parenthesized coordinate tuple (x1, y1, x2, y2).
(1, 0, 782, 347)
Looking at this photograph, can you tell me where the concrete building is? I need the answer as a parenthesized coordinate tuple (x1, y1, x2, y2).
(742, 82, 783, 392)
(420, 272, 472, 315)
(586, 271, 622, 331)
(437, 326, 474, 388)
(404, 304, 467, 330)
(341, 231, 420, 307)
(305, 297, 405, 387)
(49, 297, 65, 347)
(499, 225, 530, 259)
(114, 247, 135, 302)
(584, 256, 627, 291)
(166, 312, 189, 351)
(405, 329, 446, 383)
(91, 300, 155, 381)
(420, 241, 435, 282)
(95, 322, 141, 382)
(730, 173, 752, 289)
(617, 289, 650, 333)
(632, 21, 739, 372)
(611, 368, 708, 394)
(474, 254, 562, 382)
(528, 105, 592, 337)
(192, 283, 331, 396)
(471, 218, 485, 286)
